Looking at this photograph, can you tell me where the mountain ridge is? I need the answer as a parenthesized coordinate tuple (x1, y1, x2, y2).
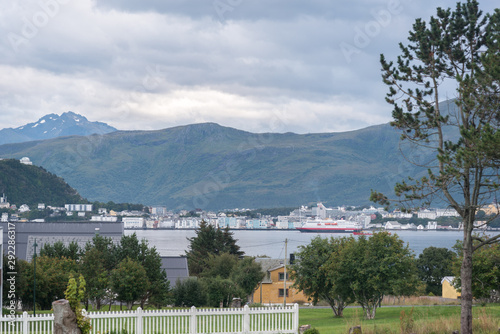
(0, 120, 421, 210)
(0, 111, 117, 145)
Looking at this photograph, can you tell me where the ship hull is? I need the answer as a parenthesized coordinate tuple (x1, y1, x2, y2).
(297, 228, 361, 233)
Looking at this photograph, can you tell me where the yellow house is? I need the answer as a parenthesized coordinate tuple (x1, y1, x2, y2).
(442, 276, 461, 299)
(252, 259, 308, 305)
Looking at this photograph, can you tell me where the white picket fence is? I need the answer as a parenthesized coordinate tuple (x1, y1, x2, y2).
(0, 304, 299, 334)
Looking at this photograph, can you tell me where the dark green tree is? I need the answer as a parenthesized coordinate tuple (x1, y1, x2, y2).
(80, 247, 110, 310)
(416, 247, 456, 296)
(230, 257, 265, 298)
(290, 236, 353, 317)
(201, 276, 240, 308)
(200, 253, 239, 279)
(328, 232, 418, 319)
(373, 1, 500, 331)
(452, 237, 500, 302)
(116, 233, 170, 308)
(20, 256, 79, 310)
(39, 241, 81, 261)
(173, 278, 206, 307)
(186, 221, 244, 276)
(110, 257, 149, 310)
(81, 235, 118, 309)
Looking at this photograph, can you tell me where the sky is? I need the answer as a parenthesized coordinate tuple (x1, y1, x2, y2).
(1, 0, 497, 134)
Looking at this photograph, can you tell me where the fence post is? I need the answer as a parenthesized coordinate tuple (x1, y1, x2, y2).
(190, 306, 197, 334)
(22, 311, 29, 334)
(243, 305, 250, 334)
(136, 307, 143, 334)
(293, 304, 299, 333)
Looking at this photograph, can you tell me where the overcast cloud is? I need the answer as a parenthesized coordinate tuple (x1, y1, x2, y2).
(0, 0, 496, 133)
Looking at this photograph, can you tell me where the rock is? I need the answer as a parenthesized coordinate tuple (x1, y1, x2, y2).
(349, 325, 362, 334)
(231, 298, 242, 308)
(52, 299, 81, 334)
(299, 324, 311, 333)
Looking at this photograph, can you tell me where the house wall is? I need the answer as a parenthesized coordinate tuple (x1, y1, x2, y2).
(442, 280, 461, 299)
(252, 267, 308, 305)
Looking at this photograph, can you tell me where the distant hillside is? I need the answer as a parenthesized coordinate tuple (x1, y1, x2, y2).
(0, 159, 87, 207)
(0, 111, 116, 145)
(0, 118, 433, 210)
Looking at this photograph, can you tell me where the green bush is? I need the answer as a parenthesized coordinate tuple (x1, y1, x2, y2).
(304, 328, 320, 334)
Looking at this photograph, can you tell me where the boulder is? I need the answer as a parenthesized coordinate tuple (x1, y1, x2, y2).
(52, 299, 81, 334)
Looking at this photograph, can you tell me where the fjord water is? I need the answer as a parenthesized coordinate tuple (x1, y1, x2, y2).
(126, 229, 472, 258)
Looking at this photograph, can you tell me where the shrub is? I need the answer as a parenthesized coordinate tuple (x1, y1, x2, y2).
(303, 328, 320, 334)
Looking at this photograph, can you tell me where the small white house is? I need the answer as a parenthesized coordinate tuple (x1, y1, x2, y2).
(385, 221, 401, 230)
(19, 204, 30, 213)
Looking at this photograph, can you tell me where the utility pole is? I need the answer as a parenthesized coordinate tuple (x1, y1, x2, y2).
(33, 238, 37, 316)
(283, 238, 287, 307)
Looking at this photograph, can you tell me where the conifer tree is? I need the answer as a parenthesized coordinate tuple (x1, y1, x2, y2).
(373, 2, 499, 332)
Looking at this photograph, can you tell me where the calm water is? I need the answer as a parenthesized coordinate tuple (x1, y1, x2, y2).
(125, 229, 472, 258)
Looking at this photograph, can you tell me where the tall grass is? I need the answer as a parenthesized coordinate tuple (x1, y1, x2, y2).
(300, 305, 500, 334)
(381, 295, 460, 306)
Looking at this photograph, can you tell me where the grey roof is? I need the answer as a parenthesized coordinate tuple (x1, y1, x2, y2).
(255, 258, 288, 284)
(161, 256, 190, 284)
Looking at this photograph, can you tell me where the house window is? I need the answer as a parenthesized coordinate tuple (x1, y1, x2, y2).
(279, 273, 289, 281)
(278, 289, 289, 297)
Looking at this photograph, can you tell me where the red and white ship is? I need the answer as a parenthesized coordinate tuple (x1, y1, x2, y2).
(296, 218, 362, 233)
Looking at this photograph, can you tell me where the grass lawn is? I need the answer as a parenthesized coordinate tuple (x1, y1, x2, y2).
(299, 305, 500, 334)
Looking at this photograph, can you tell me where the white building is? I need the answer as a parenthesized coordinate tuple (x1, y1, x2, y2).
(38, 203, 45, 210)
(18, 204, 30, 213)
(427, 221, 438, 230)
(417, 209, 437, 220)
(385, 221, 402, 230)
(20, 157, 33, 165)
(65, 204, 93, 212)
(0, 194, 9, 209)
(151, 206, 167, 216)
(1, 213, 8, 222)
(159, 220, 175, 229)
(122, 217, 145, 229)
(436, 208, 460, 217)
(91, 215, 118, 222)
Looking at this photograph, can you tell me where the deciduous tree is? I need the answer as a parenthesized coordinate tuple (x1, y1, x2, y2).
(290, 236, 353, 317)
(416, 247, 456, 296)
(453, 237, 500, 302)
(328, 232, 418, 319)
(110, 257, 149, 310)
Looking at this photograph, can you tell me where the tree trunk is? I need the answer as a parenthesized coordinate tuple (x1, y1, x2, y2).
(363, 303, 376, 320)
(461, 227, 474, 334)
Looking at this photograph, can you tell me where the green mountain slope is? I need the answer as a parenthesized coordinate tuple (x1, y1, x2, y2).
(0, 159, 87, 207)
(0, 122, 429, 210)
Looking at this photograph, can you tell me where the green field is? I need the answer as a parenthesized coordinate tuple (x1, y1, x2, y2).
(299, 305, 500, 334)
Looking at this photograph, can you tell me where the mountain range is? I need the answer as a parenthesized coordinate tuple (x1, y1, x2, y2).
(0, 112, 116, 146)
(0, 115, 434, 209)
